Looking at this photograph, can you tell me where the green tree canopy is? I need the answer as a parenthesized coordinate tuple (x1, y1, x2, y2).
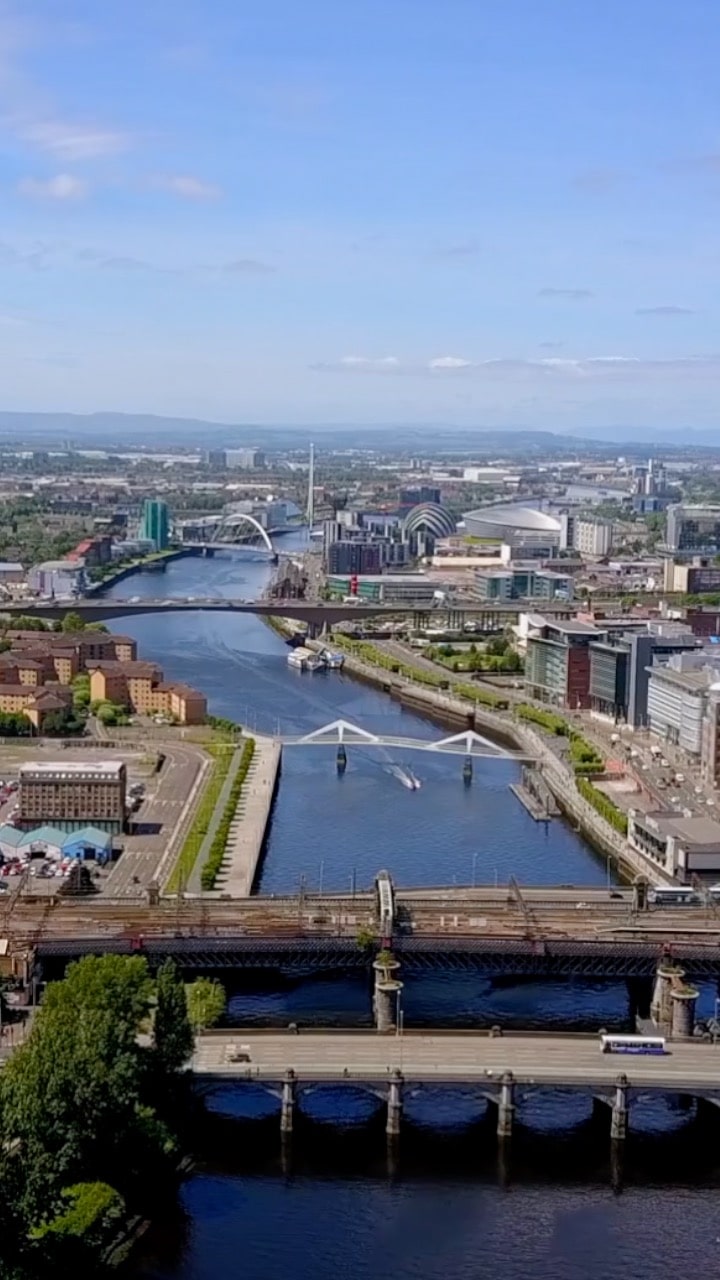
(0, 954, 172, 1225)
(154, 959, 194, 1073)
(186, 978, 226, 1032)
(60, 612, 84, 633)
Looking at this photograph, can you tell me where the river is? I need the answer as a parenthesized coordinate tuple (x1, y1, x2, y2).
(106, 541, 720, 1280)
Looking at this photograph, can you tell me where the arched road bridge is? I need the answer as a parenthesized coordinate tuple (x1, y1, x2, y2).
(176, 511, 277, 560)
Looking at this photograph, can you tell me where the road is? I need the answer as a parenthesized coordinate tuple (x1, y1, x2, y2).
(193, 1030, 720, 1090)
(103, 742, 208, 896)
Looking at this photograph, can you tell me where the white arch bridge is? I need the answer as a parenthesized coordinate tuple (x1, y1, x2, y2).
(177, 511, 277, 558)
(281, 718, 534, 760)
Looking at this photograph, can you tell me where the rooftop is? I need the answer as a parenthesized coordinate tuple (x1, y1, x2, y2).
(635, 810, 720, 846)
(19, 761, 125, 778)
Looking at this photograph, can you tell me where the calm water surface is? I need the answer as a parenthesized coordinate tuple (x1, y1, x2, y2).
(109, 546, 720, 1280)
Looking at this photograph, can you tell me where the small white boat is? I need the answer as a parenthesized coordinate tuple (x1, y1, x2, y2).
(287, 646, 324, 672)
(320, 649, 345, 670)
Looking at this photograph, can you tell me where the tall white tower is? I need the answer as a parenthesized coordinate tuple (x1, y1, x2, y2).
(305, 442, 315, 528)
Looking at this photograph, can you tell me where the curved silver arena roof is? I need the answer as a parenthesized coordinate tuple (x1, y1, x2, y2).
(462, 503, 562, 537)
(403, 502, 456, 539)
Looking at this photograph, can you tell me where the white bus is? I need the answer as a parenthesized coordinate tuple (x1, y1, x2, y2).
(600, 1034, 666, 1055)
(647, 885, 699, 906)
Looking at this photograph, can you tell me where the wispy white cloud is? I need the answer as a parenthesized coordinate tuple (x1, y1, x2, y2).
(312, 353, 720, 380)
(635, 305, 695, 316)
(428, 355, 472, 369)
(152, 174, 222, 201)
(313, 355, 401, 372)
(13, 118, 130, 160)
(538, 287, 594, 300)
(220, 258, 276, 276)
(17, 172, 88, 199)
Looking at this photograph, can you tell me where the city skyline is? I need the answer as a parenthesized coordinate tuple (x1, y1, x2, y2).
(0, 0, 718, 431)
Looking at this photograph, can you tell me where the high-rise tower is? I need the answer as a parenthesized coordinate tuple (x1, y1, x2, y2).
(305, 442, 315, 528)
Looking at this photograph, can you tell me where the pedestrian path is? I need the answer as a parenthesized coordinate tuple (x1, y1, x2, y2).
(211, 738, 281, 897)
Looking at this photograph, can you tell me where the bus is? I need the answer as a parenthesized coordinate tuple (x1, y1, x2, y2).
(647, 885, 699, 906)
(600, 1034, 667, 1055)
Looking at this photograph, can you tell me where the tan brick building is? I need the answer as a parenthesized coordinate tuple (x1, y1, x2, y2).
(89, 663, 207, 725)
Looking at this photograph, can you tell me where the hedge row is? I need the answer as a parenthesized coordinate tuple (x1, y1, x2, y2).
(332, 635, 451, 688)
(516, 704, 604, 773)
(451, 682, 509, 710)
(333, 634, 511, 706)
(166, 744, 235, 893)
(576, 776, 628, 835)
(516, 704, 568, 735)
(200, 737, 256, 891)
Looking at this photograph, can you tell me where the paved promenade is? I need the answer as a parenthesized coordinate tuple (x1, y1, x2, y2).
(215, 738, 281, 896)
(193, 1030, 720, 1091)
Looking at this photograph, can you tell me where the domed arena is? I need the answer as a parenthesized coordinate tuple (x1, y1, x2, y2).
(462, 503, 561, 541)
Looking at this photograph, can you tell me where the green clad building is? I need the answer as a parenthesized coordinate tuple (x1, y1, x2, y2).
(139, 499, 170, 550)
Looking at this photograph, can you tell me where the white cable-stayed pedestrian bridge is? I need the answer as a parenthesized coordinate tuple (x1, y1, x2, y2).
(280, 718, 534, 759)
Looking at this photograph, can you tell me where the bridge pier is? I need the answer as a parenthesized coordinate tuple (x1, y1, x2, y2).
(280, 1069, 297, 1135)
(671, 985, 699, 1038)
(386, 1070, 403, 1138)
(650, 961, 681, 1032)
(336, 744, 347, 774)
(373, 948, 402, 1033)
(462, 755, 473, 786)
(497, 1071, 515, 1140)
(610, 1074, 629, 1142)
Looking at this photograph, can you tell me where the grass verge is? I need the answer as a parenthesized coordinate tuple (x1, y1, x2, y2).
(200, 738, 256, 890)
(165, 743, 236, 893)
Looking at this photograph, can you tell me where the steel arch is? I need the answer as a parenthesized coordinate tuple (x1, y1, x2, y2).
(211, 511, 275, 554)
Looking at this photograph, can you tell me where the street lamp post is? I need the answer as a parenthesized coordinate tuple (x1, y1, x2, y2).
(472, 852, 479, 887)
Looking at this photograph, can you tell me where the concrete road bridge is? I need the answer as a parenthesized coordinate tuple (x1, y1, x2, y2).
(192, 1029, 720, 1146)
(0, 596, 578, 627)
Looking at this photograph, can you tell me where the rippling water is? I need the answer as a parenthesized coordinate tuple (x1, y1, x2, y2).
(108, 546, 720, 1280)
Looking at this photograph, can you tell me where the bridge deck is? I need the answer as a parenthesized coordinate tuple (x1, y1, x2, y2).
(194, 1030, 720, 1090)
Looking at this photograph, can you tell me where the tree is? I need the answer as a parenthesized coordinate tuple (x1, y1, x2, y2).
(61, 612, 84, 634)
(0, 954, 170, 1225)
(29, 1181, 125, 1270)
(40, 708, 86, 737)
(185, 978, 225, 1033)
(154, 959, 193, 1073)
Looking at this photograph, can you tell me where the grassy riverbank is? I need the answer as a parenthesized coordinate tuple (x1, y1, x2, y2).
(165, 744, 236, 893)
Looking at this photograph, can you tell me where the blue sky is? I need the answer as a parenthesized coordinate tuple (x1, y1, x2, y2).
(0, 0, 718, 430)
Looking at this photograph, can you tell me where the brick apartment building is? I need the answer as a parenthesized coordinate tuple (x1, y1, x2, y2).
(89, 661, 207, 724)
(0, 628, 205, 729)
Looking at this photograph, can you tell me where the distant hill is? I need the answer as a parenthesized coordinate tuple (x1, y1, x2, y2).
(0, 410, 717, 453)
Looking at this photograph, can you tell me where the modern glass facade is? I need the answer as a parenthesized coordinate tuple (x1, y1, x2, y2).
(139, 499, 170, 550)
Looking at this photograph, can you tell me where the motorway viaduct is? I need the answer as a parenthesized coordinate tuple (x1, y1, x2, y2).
(0, 596, 580, 627)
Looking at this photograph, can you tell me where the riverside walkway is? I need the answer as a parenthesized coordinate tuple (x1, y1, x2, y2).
(213, 738, 281, 897)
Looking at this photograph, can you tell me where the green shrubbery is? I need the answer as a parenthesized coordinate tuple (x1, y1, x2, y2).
(165, 744, 235, 892)
(200, 738, 256, 890)
(516, 704, 568, 734)
(577, 776, 628, 834)
(451, 682, 509, 710)
(517, 705, 604, 774)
